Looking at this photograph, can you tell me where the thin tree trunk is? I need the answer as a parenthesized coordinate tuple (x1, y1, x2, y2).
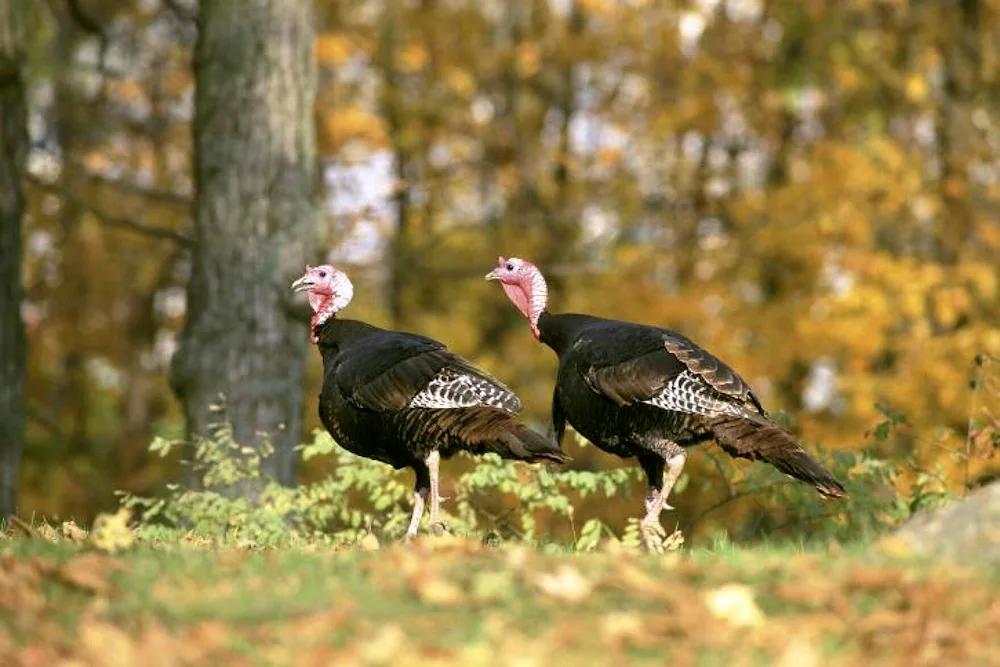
(171, 0, 317, 491)
(378, 9, 413, 329)
(0, 0, 28, 518)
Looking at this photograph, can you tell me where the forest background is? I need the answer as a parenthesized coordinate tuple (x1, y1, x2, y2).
(3, 0, 1000, 545)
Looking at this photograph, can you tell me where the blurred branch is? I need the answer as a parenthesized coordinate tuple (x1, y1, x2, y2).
(26, 403, 64, 441)
(163, 0, 197, 24)
(65, 0, 105, 39)
(28, 175, 193, 247)
(683, 479, 793, 534)
(76, 167, 191, 206)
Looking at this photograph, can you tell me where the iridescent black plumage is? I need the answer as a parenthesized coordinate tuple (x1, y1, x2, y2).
(316, 318, 564, 467)
(538, 311, 846, 500)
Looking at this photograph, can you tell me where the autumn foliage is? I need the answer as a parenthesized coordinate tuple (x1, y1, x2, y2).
(14, 0, 1000, 539)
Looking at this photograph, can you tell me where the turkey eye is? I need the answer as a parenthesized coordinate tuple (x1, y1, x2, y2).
(318, 271, 327, 278)
(505, 262, 514, 271)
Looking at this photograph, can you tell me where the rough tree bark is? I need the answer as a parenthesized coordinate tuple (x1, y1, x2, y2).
(171, 0, 316, 490)
(0, 0, 28, 518)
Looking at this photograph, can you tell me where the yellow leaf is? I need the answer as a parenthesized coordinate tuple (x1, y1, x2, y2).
(79, 619, 136, 667)
(600, 611, 645, 646)
(704, 584, 765, 628)
(777, 635, 822, 667)
(534, 565, 593, 602)
(360, 624, 406, 664)
(397, 41, 429, 72)
(905, 74, 928, 102)
(358, 533, 380, 552)
(87, 508, 133, 554)
(517, 42, 541, 77)
(444, 66, 476, 97)
(315, 33, 353, 66)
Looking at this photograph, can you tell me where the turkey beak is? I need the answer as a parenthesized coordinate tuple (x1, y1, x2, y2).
(484, 268, 501, 281)
(291, 276, 314, 293)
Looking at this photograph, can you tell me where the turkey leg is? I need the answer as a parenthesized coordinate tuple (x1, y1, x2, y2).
(426, 449, 448, 535)
(640, 452, 686, 553)
(405, 464, 431, 540)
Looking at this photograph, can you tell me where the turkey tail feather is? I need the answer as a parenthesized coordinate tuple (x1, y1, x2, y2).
(709, 416, 848, 499)
(491, 424, 566, 463)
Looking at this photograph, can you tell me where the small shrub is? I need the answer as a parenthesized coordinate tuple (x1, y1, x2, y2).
(119, 422, 641, 548)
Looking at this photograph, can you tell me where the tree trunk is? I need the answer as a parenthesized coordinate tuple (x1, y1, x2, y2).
(0, 0, 28, 518)
(171, 0, 317, 491)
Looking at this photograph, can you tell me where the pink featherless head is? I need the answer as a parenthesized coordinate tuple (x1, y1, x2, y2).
(485, 256, 548, 339)
(291, 264, 354, 343)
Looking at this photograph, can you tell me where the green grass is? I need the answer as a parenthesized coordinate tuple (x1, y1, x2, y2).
(2, 534, 999, 666)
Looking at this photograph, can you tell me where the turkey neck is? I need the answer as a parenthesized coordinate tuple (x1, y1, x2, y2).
(537, 311, 601, 356)
(313, 318, 381, 357)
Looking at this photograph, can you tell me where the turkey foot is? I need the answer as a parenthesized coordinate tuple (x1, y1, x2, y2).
(640, 519, 667, 553)
(639, 453, 686, 553)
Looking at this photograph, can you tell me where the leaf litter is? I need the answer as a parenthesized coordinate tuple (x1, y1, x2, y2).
(0, 534, 998, 666)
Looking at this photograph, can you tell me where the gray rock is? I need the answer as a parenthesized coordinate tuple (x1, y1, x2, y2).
(889, 481, 1000, 563)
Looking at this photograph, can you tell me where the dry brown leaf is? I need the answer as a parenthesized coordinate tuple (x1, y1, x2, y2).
(0, 562, 46, 614)
(180, 531, 213, 550)
(534, 565, 593, 603)
(36, 523, 60, 543)
(662, 528, 685, 552)
(58, 553, 127, 595)
(600, 611, 646, 646)
(615, 563, 674, 599)
(61, 521, 88, 542)
(78, 619, 136, 667)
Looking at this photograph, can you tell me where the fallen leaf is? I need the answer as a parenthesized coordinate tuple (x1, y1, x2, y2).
(615, 563, 673, 599)
(776, 635, 821, 667)
(359, 623, 406, 663)
(662, 528, 685, 552)
(879, 535, 913, 559)
(358, 533, 380, 552)
(88, 509, 133, 554)
(61, 521, 88, 542)
(78, 619, 136, 667)
(58, 553, 128, 596)
(471, 570, 514, 602)
(600, 611, 645, 646)
(534, 565, 593, 603)
(410, 574, 465, 606)
(504, 545, 531, 571)
(0, 560, 45, 614)
(37, 523, 60, 543)
(704, 584, 765, 628)
(180, 531, 213, 550)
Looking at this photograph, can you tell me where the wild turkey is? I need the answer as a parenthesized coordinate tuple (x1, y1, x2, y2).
(486, 256, 847, 551)
(292, 264, 564, 539)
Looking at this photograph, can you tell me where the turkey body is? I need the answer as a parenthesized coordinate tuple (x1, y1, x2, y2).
(538, 311, 847, 499)
(314, 317, 563, 536)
